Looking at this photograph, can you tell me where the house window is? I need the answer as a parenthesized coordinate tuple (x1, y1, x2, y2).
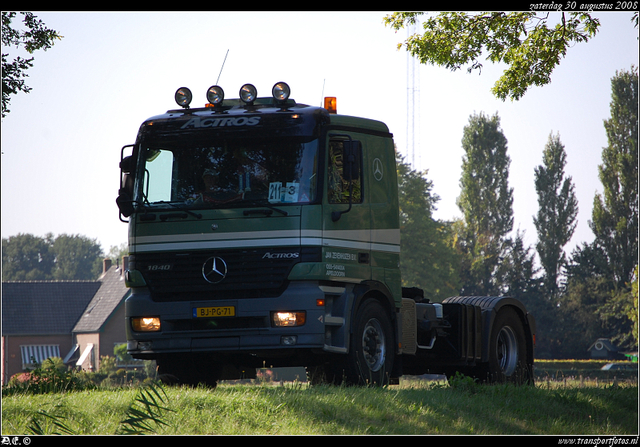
(20, 345, 60, 370)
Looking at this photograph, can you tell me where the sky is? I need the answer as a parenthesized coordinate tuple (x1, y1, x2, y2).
(2, 11, 638, 264)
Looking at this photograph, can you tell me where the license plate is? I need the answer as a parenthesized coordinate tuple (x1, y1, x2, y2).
(193, 306, 235, 318)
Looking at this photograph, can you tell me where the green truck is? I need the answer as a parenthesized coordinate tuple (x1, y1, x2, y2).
(117, 82, 536, 386)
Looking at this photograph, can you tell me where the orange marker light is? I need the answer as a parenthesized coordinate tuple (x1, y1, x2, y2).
(324, 97, 337, 114)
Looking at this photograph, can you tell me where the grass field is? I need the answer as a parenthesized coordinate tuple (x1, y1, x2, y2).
(2, 374, 638, 436)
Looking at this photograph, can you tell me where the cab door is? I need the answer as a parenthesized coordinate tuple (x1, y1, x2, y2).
(322, 135, 371, 282)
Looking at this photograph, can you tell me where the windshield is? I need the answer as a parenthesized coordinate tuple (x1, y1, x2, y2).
(135, 136, 319, 209)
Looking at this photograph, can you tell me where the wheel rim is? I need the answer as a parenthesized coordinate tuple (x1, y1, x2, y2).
(362, 318, 386, 372)
(496, 325, 519, 376)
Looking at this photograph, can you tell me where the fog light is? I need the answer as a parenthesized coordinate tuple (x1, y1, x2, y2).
(272, 82, 290, 102)
(175, 87, 192, 108)
(272, 311, 306, 327)
(132, 317, 161, 332)
(281, 336, 297, 346)
(239, 83, 257, 104)
(206, 85, 224, 105)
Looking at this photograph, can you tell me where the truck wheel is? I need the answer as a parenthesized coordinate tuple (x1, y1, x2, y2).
(483, 307, 529, 384)
(335, 299, 395, 386)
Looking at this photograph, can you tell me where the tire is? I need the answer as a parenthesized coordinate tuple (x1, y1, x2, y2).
(332, 299, 395, 386)
(477, 307, 531, 384)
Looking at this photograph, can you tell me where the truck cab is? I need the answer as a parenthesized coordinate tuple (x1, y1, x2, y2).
(118, 83, 535, 386)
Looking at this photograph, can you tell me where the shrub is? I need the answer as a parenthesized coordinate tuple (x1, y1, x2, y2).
(3, 358, 96, 396)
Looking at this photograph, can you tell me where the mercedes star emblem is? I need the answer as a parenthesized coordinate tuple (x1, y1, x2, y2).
(373, 158, 384, 181)
(202, 256, 228, 284)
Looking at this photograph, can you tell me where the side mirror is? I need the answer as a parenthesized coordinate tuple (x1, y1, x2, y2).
(120, 155, 134, 174)
(116, 190, 135, 218)
(117, 150, 136, 220)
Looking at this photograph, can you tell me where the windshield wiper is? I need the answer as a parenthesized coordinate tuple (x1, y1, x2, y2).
(242, 200, 289, 216)
(154, 201, 203, 219)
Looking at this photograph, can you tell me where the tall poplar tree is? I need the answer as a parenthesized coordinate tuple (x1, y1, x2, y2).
(533, 132, 578, 297)
(456, 112, 514, 295)
(590, 66, 638, 288)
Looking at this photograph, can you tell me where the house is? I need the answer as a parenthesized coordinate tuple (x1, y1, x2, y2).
(588, 338, 625, 360)
(1, 259, 131, 384)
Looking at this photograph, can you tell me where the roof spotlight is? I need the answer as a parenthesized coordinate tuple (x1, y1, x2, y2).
(175, 87, 193, 108)
(206, 85, 225, 105)
(239, 84, 257, 104)
(272, 82, 290, 102)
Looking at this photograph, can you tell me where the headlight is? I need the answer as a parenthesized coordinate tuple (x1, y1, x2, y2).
(272, 82, 290, 102)
(272, 311, 306, 327)
(131, 317, 161, 332)
(239, 83, 257, 104)
(175, 87, 192, 108)
(207, 85, 224, 105)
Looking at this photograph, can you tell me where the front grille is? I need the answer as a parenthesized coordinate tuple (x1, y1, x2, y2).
(168, 316, 267, 331)
(133, 247, 320, 302)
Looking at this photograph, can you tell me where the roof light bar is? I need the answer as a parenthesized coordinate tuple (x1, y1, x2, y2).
(175, 82, 294, 108)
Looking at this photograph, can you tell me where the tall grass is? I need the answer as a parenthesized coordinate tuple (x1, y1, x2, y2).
(2, 377, 637, 435)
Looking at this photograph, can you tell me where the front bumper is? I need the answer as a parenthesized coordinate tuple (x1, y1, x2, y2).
(125, 280, 330, 357)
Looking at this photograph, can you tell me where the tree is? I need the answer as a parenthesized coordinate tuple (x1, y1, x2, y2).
(557, 276, 612, 359)
(51, 234, 104, 280)
(2, 12, 62, 118)
(500, 230, 539, 301)
(107, 243, 129, 266)
(548, 243, 610, 358)
(2, 233, 104, 281)
(565, 241, 611, 283)
(397, 153, 461, 300)
(1, 233, 55, 280)
(590, 66, 638, 288)
(563, 238, 637, 356)
(598, 286, 637, 351)
(533, 132, 579, 297)
(456, 112, 513, 295)
(384, 12, 602, 101)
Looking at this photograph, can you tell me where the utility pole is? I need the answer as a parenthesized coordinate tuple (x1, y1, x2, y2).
(406, 20, 420, 168)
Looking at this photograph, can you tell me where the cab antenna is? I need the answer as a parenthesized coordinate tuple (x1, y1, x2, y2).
(216, 49, 229, 85)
